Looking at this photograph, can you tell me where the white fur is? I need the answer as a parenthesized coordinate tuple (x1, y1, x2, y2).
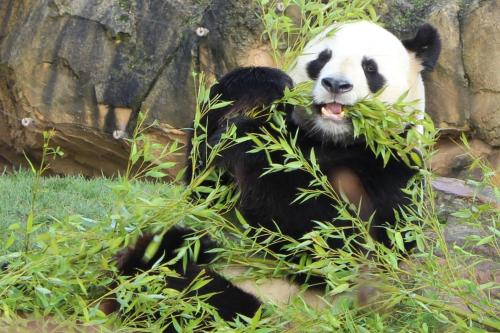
(221, 266, 340, 310)
(289, 21, 427, 141)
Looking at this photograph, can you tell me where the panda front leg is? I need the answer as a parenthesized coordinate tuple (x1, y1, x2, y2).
(320, 144, 420, 252)
(204, 117, 273, 174)
(186, 66, 294, 184)
(360, 158, 420, 252)
(115, 227, 262, 325)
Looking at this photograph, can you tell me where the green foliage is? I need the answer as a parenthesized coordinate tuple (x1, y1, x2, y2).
(0, 104, 498, 332)
(256, 0, 380, 70)
(257, 0, 436, 167)
(0, 170, 136, 251)
(347, 91, 436, 167)
(0, 1, 498, 332)
(277, 83, 437, 167)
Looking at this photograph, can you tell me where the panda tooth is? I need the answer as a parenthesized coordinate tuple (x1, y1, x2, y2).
(340, 111, 345, 117)
(321, 106, 327, 115)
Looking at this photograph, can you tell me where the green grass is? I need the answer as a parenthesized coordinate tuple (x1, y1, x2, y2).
(0, 170, 117, 226)
(0, 169, 166, 251)
(0, 166, 186, 332)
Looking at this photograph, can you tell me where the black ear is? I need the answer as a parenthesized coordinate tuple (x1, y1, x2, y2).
(402, 24, 441, 71)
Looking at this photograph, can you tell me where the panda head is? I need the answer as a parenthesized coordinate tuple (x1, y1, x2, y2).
(289, 21, 441, 143)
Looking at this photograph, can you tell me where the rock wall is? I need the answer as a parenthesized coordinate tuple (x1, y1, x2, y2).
(0, 0, 498, 178)
(0, 0, 270, 176)
(381, 0, 500, 179)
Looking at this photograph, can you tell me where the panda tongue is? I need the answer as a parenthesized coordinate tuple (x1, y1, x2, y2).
(322, 102, 343, 116)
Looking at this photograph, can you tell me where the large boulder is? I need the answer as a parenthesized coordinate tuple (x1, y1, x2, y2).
(432, 177, 499, 298)
(462, 0, 500, 147)
(382, 0, 500, 143)
(381, 0, 500, 177)
(427, 0, 499, 177)
(0, 0, 269, 176)
(425, 1, 470, 133)
(1, 0, 498, 178)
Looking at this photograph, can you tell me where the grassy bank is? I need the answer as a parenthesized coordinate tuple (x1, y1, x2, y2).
(0, 170, 166, 251)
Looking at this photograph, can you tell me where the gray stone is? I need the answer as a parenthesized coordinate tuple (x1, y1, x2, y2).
(0, 0, 264, 176)
(463, 0, 500, 146)
(378, 0, 441, 38)
(430, 138, 494, 178)
(425, 1, 471, 132)
(433, 177, 499, 258)
(430, 176, 499, 300)
(462, 0, 500, 93)
(382, 0, 500, 148)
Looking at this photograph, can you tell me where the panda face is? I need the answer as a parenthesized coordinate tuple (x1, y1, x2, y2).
(289, 21, 430, 143)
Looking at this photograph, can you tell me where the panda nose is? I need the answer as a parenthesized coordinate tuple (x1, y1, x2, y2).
(321, 78, 353, 94)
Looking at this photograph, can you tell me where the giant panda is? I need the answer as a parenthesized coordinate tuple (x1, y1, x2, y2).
(116, 20, 441, 328)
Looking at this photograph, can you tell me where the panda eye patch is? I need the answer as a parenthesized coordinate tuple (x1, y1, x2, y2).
(362, 57, 386, 93)
(317, 48, 333, 62)
(306, 48, 332, 80)
(362, 58, 378, 73)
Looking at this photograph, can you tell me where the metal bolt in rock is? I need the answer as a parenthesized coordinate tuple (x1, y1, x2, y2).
(195, 27, 209, 37)
(21, 118, 34, 127)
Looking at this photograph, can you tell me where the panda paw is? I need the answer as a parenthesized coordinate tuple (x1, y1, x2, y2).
(115, 233, 155, 276)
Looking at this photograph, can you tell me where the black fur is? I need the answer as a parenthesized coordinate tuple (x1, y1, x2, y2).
(118, 22, 441, 322)
(116, 227, 261, 329)
(186, 67, 418, 254)
(184, 67, 293, 185)
(306, 48, 332, 80)
(104, 106, 117, 134)
(402, 24, 441, 70)
(362, 57, 386, 93)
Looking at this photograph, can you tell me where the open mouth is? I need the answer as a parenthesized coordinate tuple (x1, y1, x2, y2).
(315, 102, 347, 121)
